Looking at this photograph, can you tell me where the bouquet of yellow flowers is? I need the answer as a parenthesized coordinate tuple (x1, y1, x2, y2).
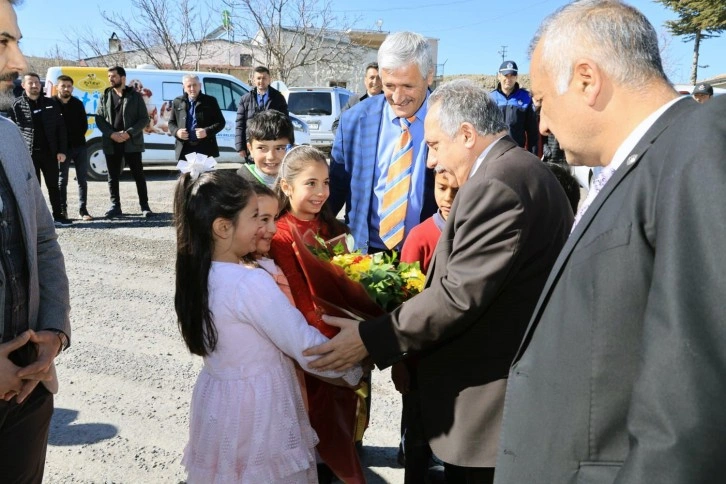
(290, 227, 426, 318)
(328, 251, 425, 311)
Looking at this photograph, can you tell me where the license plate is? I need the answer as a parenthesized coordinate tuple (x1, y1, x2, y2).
(308, 122, 319, 130)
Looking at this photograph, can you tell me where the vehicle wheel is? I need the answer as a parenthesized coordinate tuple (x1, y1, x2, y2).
(86, 141, 108, 181)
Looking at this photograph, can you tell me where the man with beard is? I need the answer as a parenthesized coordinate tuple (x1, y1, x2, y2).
(8, 73, 71, 227)
(0, 1, 72, 481)
(95, 66, 153, 219)
(55, 75, 92, 221)
(489, 60, 539, 154)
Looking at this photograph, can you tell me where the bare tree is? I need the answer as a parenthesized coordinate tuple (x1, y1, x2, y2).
(220, 0, 364, 84)
(68, 26, 127, 67)
(69, 0, 216, 69)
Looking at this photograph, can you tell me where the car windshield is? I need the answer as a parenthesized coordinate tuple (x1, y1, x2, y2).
(288, 92, 332, 116)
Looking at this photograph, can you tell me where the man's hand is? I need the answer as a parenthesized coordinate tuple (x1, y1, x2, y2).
(303, 315, 369, 371)
(57, 153, 66, 163)
(195, 128, 207, 139)
(238, 150, 247, 159)
(177, 128, 189, 140)
(110, 132, 124, 143)
(15, 330, 61, 403)
(0, 331, 32, 400)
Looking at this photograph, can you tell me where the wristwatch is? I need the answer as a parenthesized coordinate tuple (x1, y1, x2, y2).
(47, 329, 69, 353)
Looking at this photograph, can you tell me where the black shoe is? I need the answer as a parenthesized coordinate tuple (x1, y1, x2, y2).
(53, 215, 73, 227)
(141, 206, 153, 218)
(104, 207, 123, 219)
(60, 209, 68, 220)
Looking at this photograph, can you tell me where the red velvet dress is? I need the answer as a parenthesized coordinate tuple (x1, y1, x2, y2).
(270, 213, 365, 484)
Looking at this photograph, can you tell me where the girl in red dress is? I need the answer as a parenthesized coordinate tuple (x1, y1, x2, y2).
(270, 146, 365, 484)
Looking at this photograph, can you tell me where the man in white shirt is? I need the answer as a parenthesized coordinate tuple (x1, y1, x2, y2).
(494, 1, 726, 483)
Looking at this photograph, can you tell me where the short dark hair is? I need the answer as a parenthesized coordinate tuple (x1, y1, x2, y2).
(365, 62, 379, 72)
(250, 181, 276, 199)
(545, 162, 581, 214)
(253, 66, 270, 76)
(23, 72, 40, 82)
(108, 66, 126, 78)
(56, 75, 73, 84)
(246, 109, 294, 145)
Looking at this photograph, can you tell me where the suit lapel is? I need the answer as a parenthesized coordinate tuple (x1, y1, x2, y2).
(513, 97, 695, 362)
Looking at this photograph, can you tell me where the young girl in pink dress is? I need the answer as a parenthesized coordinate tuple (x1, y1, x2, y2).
(173, 169, 361, 483)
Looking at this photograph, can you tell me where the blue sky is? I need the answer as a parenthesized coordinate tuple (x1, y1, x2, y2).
(15, 0, 725, 84)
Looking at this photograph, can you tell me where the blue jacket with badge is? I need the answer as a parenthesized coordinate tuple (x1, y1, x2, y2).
(490, 83, 539, 154)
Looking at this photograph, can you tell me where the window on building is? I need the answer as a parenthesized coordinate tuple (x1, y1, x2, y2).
(239, 54, 253, 67)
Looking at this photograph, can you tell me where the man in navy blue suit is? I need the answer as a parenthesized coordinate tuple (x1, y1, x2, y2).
(329, 31, 437, 253)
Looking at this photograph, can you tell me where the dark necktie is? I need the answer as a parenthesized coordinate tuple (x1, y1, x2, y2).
(189, 100, 197, 141)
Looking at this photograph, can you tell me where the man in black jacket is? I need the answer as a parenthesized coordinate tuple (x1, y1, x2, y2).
(168, 74, 225, 161)
(95, 66, 152, 219)
(55, 75, 92, 221)
(235, 66, 288, 159)
(8, 72, 71, 226)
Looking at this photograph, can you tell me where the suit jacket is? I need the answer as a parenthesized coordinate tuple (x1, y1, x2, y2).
(360, 136, 573, 466)
(0, 117, 71, 393)
(168, 92, 225, 160)
(234, 86, 288, 151)
(495, 96, 726, 484)
(329, 94, 437, 251)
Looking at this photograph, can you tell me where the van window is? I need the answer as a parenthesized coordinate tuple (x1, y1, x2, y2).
(162, 82, 183, 101)
(288, 92, 332, 116)
(337, 91, 352, 110)
(204, 78, 249, 111)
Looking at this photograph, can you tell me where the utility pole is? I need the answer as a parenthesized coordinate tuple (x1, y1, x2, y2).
(498, 45, 508, 63)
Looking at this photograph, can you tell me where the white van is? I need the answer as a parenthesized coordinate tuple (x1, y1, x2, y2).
(286, 86, 355, 149)
(45, 66, 310, 180)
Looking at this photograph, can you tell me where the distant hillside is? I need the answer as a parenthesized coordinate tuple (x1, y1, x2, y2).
(442, 74, 531, 91)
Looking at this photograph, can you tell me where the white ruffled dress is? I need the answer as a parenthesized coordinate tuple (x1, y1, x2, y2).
(182, 262, 362, 483)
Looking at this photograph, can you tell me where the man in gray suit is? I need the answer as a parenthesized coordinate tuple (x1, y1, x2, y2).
(494, 1, 726, 483)
(306, 79, 573, 483)
(0, 0, 72, 481)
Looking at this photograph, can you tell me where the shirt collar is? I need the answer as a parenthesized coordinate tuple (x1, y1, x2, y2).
(607, 96, 682, 172)
(469, 134, 507, 179)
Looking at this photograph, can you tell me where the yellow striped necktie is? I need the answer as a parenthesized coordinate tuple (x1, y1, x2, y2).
(380, 116, 416, 249)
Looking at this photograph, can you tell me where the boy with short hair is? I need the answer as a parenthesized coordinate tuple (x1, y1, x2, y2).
(237, 109, 293, 188)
